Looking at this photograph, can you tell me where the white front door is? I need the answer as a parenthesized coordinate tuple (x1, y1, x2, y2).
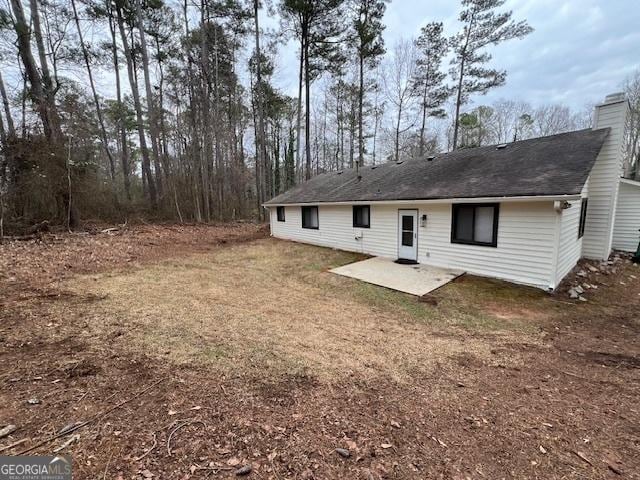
(398, 209, 418, 261)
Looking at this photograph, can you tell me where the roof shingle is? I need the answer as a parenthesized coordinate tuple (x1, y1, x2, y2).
(265, 128, 610, 205)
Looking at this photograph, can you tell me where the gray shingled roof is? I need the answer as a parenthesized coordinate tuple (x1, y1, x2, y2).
(265, 128, 610, 205)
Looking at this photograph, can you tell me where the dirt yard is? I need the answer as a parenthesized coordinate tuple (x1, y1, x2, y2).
(1, 224, 639, 479)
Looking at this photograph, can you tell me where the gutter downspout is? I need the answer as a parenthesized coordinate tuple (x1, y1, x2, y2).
(549, 201, 564, 291)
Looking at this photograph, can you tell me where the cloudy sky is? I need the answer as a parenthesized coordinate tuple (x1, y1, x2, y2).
(269, 0, 640, 110)
(2, 0, 638, 118)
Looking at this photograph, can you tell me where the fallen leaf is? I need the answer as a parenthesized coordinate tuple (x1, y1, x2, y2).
(235, 465, 252, 476)
(381, 443, 392, 449)
(539, 445, 547, 454)
(0, 425, 17, 438)
(335, 448, 350, 458)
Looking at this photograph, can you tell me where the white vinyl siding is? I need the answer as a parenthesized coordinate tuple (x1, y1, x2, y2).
(582, 100, 628, 259)
(270, 201, 559, 290)
(555, 198, 583, 285)
(612, 180, 640, 252)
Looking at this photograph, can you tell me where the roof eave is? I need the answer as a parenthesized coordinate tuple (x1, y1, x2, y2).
(262, 193, 582, 208)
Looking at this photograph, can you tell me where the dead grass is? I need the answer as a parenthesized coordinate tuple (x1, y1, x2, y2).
(63, 238, 544, 382)
(4, 227, 640, 479)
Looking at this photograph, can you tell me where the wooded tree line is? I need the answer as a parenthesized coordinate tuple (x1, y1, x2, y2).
(0, 0, 638, 232)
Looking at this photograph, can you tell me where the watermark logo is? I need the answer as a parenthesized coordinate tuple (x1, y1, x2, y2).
(0, 456, 72, 480)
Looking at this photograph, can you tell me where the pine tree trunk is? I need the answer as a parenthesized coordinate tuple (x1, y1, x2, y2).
(71, 0, 117, 188)
(372, 105, 379, 165)
(452, 58, 465, 150)
(136, 0, 164, 199)
(339, 83, 344, 169)
(183, 0, 202, 222)
(108, 12, 131, 201)
(335, 83, 340, 170)
(116, 2, 157, 208)
(419, 81, 428, 157)
(0, 106, 6, 144)
(295, 37, 304, 182)
(200, 0, 212, 221)
(28, 0, 61, 140)
(0, 72, 15, 137)
(213, 25, 225, 219)
(304, 35, 311, 181)
(10, 0, 61, 141)
(452, 18, 473, 151)
(253, 0, 268, 217)
(250, 73, 261, 218)
(358, 53, 364, 167)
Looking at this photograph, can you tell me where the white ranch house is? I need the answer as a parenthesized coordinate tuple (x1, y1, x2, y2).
(264, 93, 640, 291)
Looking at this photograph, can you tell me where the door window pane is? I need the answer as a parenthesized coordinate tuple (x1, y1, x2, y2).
(402, 215, 413, 231)
(402, 231, 413, 246)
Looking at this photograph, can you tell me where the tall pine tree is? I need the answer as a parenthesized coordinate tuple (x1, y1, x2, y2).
(450, 0, 532, 149)
(280, 0, 345, 180)
(351, 0, 387, 168)
(413, 21, 450, 157)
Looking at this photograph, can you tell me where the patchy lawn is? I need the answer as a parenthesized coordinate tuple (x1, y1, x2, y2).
(60, 240, 538, 382)
(1, 225, 639, 479)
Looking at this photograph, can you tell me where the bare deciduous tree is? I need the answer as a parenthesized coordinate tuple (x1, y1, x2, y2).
(383, 39, 417, 163)
(622, 70, 640, 180)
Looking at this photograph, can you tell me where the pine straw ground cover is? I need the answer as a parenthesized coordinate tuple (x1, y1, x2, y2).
(1, 225, 639, 479)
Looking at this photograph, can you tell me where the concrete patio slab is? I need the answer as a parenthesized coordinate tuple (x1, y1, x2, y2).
(330, 257, 465, 296)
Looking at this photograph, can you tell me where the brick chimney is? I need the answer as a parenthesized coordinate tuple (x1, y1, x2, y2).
(581, 93, 630, 260)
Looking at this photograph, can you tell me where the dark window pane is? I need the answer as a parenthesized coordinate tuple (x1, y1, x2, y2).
(302, 206, 318, 229)
(454, 206, 474, 241)
(402, 215, 413, 231)
(474, 206, 494, 243)
(353, 206, 370, 227)
(578, 198, 588, 238)
(361, 207, 369, 226)
(402, 231, 413, 246)
(277, 207, 285, 222)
